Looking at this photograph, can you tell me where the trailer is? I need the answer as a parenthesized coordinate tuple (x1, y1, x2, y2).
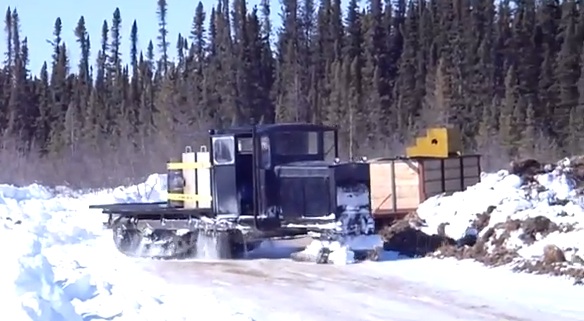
(369, 127, 481, 225)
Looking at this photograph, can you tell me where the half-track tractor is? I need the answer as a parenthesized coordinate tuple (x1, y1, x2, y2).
(90, 123, 383, 263)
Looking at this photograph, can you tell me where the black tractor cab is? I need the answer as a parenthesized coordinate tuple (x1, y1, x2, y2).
(209, 123, 371, 232)
(209, 123, 337, 216)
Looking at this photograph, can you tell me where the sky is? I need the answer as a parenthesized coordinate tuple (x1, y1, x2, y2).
(0, 0, 278, 76)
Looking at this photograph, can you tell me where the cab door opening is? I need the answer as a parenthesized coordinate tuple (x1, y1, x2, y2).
(235, 135, 254, 215)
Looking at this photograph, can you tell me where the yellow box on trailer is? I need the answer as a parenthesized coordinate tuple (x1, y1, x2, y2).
(369, 127, 480, 220)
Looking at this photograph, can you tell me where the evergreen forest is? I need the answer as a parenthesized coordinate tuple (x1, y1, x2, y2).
(1, 0, 583, 187)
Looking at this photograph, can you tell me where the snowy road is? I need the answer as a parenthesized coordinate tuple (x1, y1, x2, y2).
(141, 238, 583, 321)
(5, 173, 584, 320)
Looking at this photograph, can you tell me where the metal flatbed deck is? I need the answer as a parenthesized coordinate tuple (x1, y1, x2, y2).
(89, 202, 214, 217)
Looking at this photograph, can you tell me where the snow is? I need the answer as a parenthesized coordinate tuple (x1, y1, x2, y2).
(0, 174, 252, 321)
(147, 247, 584, 321)
(108, 173, 168, 203)
(416, 165, 584, 266)
(3, 167, 584, 320)
(298, 234, 384, 265)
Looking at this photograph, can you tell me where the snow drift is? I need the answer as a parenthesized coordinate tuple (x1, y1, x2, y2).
(1, 175, 254, 321)
(393, 157, 584, 282)
(1, 184, 86, 320)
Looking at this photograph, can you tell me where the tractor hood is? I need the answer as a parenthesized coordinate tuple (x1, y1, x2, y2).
(274, 160, 370, 183)
(274, 161, 330, 177)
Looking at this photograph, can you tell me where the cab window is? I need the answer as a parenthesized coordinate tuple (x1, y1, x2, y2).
(237, 137, 253, 154)
(212, 136, 235, 165)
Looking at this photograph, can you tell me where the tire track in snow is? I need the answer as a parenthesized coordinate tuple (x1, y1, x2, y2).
(136, 239, 560, 321)
(144, 259, 528, 321)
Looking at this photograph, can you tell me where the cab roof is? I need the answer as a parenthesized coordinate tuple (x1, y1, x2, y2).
(210, 123, 336, 136)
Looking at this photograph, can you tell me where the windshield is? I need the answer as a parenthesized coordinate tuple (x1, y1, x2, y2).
(271, 131, 320, 156)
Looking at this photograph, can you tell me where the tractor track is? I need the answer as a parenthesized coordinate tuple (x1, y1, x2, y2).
(135, 238, 576, 321)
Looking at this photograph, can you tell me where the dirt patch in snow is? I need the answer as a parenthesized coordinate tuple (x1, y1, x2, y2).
(555, 155, 584, 193)
(509, 159, 545, 182)
(2, 216, 22, 228)
(519, 264, 584, 284)
(382, 209, 584, 285)
(380, 212, 455, 257)
(509, 156, 584, 192)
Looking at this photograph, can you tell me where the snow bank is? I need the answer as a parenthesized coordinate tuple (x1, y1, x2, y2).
(86, 173, 168, 205)
(417, 169, 582, 241)
(413, 159, 584, 278)
(1, 174, 254, 320)
(0, 184, 84, 320)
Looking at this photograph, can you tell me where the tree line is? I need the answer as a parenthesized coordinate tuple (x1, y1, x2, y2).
(0, 0, 583, 187)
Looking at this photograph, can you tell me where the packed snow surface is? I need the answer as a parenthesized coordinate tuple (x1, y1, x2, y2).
(2, 170, 584, 320)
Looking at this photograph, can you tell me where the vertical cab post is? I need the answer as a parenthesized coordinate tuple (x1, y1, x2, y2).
(333, 127, 339, 158)
(208, 129, 215, 212)
(251, 122, 260, 229)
